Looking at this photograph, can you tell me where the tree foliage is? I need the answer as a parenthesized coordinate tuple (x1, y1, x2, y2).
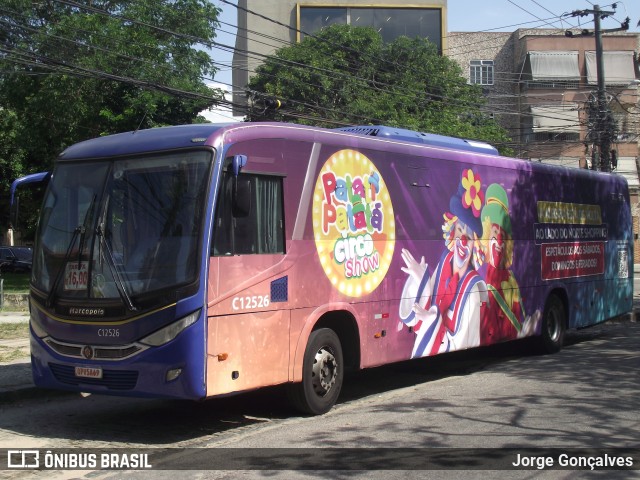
(0, 0, 223, 187)
(247, 25, 512, 154)
(0, 0, 224, 238)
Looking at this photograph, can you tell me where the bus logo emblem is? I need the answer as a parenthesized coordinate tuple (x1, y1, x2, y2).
(82, 346, 94, 360)
(312, 149, 395, 297)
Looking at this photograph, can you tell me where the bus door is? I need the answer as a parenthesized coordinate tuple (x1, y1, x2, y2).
(206, 139, 302, 396)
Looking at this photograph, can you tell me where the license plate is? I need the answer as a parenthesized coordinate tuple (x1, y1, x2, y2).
(75, 366, 102, 379)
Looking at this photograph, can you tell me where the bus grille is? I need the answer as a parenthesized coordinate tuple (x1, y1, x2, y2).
(49, 363, 138, 390)
(45, 339, 145, 361)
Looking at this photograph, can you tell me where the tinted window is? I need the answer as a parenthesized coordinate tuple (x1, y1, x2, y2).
(300, 7, 442, 50)
(300, 7, 347, 38)
(212, 172, 285, 256)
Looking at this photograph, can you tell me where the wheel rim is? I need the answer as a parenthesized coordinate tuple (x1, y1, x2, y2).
(547, 308, 561, 342)
(311, 346, 338, 397)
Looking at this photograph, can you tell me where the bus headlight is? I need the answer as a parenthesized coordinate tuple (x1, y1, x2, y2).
(140, 310, 200, 347)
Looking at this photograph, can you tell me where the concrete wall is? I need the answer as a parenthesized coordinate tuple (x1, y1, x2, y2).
(445, 31, 519, 140)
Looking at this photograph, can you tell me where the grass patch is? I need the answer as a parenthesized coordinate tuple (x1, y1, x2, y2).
(0, 323, 29, 363)
(0, 345, 29, 363)
(0, 322, 29, 339)
(1, 272, 30, 293)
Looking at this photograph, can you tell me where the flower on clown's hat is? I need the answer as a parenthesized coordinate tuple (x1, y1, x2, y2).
(461, 169, 484, 217)
(449, 169, 483, 235)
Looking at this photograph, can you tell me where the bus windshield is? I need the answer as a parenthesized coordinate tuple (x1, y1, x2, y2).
(32, 150, 213, 304)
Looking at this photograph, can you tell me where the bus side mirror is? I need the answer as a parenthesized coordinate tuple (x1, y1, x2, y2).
(231, 155, 250, 216)
(9, 171, 50, 234)
(9, 197, 18, 230)
(232, 155, 247, 176)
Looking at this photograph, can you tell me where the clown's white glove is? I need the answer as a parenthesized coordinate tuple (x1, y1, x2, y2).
(401, 248, 427, 285)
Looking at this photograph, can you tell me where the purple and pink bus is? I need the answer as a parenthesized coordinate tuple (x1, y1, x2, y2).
(26, 122, 633, 414)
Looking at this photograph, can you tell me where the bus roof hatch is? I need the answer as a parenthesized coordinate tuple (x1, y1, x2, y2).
(335, 125, 499, 155)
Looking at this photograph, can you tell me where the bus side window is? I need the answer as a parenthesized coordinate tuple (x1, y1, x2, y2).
(212, 172, 285, 256)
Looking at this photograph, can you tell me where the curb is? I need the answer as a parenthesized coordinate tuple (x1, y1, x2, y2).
(607, 310, 637, 324)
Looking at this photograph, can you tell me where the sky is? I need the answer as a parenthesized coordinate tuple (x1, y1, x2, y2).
(447, 0, 639, 32)
(202, 0, 640, 122)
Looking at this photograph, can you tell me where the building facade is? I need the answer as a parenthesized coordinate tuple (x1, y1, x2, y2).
(447, 29, 640, 258)
(232, 0, 448, 114)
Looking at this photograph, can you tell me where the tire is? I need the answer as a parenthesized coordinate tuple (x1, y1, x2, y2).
(287, 328, 343, 415)
(537, 294, 566, 354)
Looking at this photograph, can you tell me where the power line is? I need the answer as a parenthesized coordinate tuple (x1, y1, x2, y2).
(217, 1, 616, 131)
(507, 0, 568, 29)
(43, 0, 592, 130)
(59, 3, 518, 124)
(2, 1, 634, 154)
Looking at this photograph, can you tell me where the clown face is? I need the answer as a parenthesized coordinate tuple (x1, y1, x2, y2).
(488, 223, 506, 268)
(453, 220, 474, 272)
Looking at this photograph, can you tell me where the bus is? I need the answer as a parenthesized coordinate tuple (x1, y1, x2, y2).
(26, 122, 633, 415)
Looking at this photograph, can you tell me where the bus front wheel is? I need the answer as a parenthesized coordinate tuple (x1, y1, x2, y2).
(538, 294, 566, 354)
(288, 328, 343, 415)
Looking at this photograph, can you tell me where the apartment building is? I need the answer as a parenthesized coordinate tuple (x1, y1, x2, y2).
(448, 30, 638, 165)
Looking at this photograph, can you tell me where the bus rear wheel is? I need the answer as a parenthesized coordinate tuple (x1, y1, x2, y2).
(538, 294, 566, 354)
(288, 328, 343, 415)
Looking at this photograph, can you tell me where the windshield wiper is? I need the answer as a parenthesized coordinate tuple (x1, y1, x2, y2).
(46, 226, 81, 308)
(46, 195, 97, 308)
(95, 225, 137, 312)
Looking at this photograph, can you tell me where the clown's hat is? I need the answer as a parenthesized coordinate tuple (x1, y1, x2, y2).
(481, 184, 512, 235)
(450, 170, 483, 235)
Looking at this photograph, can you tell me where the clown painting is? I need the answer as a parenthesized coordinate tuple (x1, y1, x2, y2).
(398, 169, 488, 358)
(479, 183, 541, 343)
(478, 184, 523, 344)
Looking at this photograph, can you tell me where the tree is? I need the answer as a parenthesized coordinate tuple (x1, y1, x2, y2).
(0, 0, 223, 180)
(0, 109, 26, 194)
(247, 25, 512, 154)
(0, 108, 27, 232)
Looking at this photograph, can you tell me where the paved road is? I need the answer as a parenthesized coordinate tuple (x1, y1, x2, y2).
(0, 319, 638, 479)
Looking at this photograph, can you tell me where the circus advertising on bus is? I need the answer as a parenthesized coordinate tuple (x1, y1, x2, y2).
(309, 147, 621, 360)
(534, 202, 607, 280)
(312, 149, 395, 299)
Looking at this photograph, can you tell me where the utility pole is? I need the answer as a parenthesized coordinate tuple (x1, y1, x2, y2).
(565, 5, 629, 172)
(594, 5, 611, 172)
